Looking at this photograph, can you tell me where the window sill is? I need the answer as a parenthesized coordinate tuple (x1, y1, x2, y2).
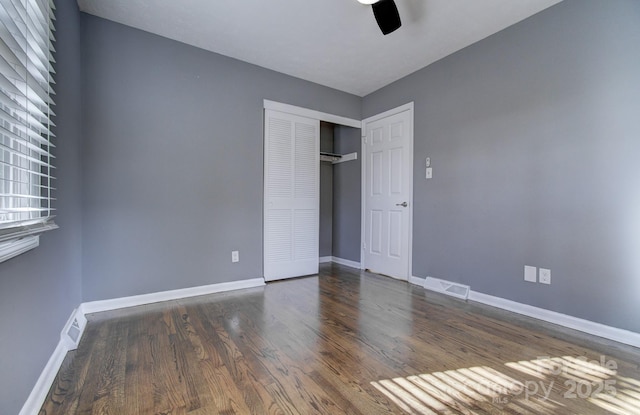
(0, 236, 40, 263)
(0, 221, 58, 264)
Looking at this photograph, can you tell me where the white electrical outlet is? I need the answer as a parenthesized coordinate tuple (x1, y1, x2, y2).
(539, 268, 551, 284)
(524, 265, 537, 283)
(232, 251, 239, 263)
(425, 157, 431, 167)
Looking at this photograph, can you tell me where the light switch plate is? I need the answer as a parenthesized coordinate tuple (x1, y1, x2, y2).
(426, 167, 433, 179)
(524, 265, 537, 282)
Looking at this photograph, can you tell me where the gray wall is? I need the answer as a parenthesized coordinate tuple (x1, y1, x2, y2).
(7, 1, 639, 411)
(4, 3, 639, 410)
(0, 0, 83, 413)
(363, 0, 640, 332)
(319, 122, 334, 257)
(80, 15, 361, 301)
(332, 126, 362, 262)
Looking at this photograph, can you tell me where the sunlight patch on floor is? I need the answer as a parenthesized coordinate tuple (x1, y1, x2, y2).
(589, 375, 640, 415)
(371, 355, 640, 414)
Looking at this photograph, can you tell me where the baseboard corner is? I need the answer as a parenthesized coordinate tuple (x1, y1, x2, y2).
(331, 256, 361, 269)
(21, 277, 267, 414)
(409, 275, 425, 286)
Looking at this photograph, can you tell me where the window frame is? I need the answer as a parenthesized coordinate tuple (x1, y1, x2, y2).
(0, 0, 57, 263)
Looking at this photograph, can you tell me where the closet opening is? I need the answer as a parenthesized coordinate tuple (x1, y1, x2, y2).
(320, 122, 362, 268)
(262, 100, 361, 281)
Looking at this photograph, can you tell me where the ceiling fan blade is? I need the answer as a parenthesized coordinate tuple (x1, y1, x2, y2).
(372, 0, 401, 35)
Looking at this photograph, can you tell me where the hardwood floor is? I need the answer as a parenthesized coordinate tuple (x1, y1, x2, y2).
(41, 264, 640, 414)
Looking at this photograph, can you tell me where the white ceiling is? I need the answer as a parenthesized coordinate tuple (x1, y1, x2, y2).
(76, 0, 562, 97)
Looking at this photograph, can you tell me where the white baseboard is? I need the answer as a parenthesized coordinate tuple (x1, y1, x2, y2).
(19, 341, 68, 415)
(319, 256, 332, 263)
(21, 277, 265, 415)
(19, 308, 86, 415)
(416, 275, 640, 348)
(330, 256, 361, 269)
(80, 278, 265, 315)
(409, 275, 425, 286)
(468, 290, 640, 349)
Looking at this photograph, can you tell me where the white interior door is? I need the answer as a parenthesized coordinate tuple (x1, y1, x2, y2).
(363, 107, 413, 280)
(264, 109, 319, 281)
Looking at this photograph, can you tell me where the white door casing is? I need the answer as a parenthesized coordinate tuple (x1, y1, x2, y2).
(264, 109, 320, 281)
(362, 104, 414, 280)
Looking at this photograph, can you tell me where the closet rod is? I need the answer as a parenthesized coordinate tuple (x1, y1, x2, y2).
(320, 151, 358, 164)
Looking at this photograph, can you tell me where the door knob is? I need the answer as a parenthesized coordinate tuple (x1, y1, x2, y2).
(396, 202, 408, 207)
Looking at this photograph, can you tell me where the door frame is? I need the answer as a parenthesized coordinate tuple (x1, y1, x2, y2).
(264, 100, 361, 129)
(262, 100, 361, 279)
(360, 102, 414, 280)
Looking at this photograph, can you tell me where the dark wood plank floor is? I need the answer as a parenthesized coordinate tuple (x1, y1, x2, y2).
(41, 264, 640, 414)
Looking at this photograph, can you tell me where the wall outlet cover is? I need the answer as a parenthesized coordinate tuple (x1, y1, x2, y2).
(540, 268, 551, 284)
(426, 167, 433, 179)
(232, 251, 239, 263)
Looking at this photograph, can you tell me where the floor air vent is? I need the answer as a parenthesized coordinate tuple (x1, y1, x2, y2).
(423, 277, 470, 300)
(61, 308, 87, 351)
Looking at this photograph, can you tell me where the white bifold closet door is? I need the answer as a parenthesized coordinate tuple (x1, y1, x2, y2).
(264, 109, 319, 281)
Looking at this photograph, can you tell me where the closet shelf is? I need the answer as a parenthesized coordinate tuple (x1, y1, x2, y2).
(320, 151, 358, 164)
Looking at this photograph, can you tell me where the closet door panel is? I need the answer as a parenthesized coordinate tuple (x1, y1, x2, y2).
(264, 110, 319, 281)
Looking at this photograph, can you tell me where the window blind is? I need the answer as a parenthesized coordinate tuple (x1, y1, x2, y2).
(0, 0, 57, 261)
